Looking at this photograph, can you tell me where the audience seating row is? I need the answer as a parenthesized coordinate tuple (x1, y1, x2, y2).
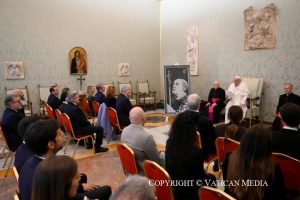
(116, 138, 300, 200)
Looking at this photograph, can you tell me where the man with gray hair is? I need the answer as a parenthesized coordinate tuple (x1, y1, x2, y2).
(2, 94, 25, 151)
(121, 107, 164, 173)
(184, 94, 216, 159)
(95, 82, 106, 104)
(64, 91, 108, 153)
(110, 175, 156, 200)
(116, 85, 133, 127)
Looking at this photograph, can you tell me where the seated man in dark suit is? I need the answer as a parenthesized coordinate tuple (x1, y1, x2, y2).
(185, 94, 216, 159)
(272, 103, 300, 160)
(273, 83, 300, 130)
(47, 85, 61, 110)
(19, 120, 65, 200)
(95, 82, 106, 105)
(116, 85, 133, 127)
(1, 94, 25, 151)
(19, 120, 111, 200)
(205, 80, 225, 123)
(64, 91, 108, 153)
(14, 116, 41, 173)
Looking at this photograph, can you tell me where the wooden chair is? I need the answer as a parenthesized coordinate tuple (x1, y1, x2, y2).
(38, 84, 56, 116)
(106, 107, 124, 143)
(44, 102, 55, 119)
(199, 186, 236, 200)
(272, 153, 300, 194)
(116, 143, 138, 175)
(13, 166, 19, 182)
(143, 160, 174, 200)
(5, 86, 32, 116)
(214, 137, 240, 171)
(137, 80, 156, 110)
(92, 101, 100, 116)
(0, 124, 16, 177)
(61, 113, 95, 158)
(54, 109, 63, 128)
(117, 81, 137, 106)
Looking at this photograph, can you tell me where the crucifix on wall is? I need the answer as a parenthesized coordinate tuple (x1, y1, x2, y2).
(77, 73, 85, 91)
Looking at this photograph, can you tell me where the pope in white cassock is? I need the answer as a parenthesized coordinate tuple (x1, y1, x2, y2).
(225, 76, 249, 124)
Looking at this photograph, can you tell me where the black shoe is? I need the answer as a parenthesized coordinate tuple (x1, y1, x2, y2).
(95, 147, 109, 153)
(86, 144, 93, 149)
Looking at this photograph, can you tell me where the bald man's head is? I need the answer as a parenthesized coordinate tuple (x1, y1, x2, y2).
(187, 93, 201, 111)
(129, 107, 145, 125)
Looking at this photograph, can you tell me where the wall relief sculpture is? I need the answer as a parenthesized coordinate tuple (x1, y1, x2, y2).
(244, 3, 277, 50)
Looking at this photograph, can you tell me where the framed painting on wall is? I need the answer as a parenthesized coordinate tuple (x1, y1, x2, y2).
(69, 47, 87, 75)
(164, 65, 191, 114)
(118, 63, 130, 76)
(4, 61, 25, 80)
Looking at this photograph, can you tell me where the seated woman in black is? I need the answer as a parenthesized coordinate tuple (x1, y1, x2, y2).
(166, 111, 215, 200)
(105, 86, 117, 109)
(222, 124, 285, 200)
(215, 105, 246, 141)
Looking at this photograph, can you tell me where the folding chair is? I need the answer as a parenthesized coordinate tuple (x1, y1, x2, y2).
(44, 102, 55, 119)
(0, 125, 16, 177)
(143, 160, 174, 200)
(116, 143, 138, 176)
(106, 107, 124, 143)
(199, 186, 236, 200)
(92, 101, 100, 116)
(206, 137, 240, 172)
(272, 153, 300, 195)
(61, 113, 95, 158)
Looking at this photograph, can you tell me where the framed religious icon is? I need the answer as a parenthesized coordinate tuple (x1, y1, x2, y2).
(164, 65, 191, 114)
(69, 47, 87, 75)
(4, 61, 25, 80)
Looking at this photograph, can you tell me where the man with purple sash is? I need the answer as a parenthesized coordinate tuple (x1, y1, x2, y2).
(206, 80, 225, 123)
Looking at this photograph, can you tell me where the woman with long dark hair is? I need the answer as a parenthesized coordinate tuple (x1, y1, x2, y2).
(222, 124, 285, 200)
(166, 111, 214, 200)
(32, 155, 81, 200)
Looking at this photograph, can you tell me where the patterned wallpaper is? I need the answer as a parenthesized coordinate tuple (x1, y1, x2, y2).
(161, 0, 300, 122)
(0, 0, 160, 114)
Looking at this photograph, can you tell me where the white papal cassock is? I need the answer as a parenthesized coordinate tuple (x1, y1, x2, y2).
(225, 81, 249, 124)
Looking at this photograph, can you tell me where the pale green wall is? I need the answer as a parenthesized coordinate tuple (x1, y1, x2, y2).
(161, 0, 300, 122)
(0, 0, 160, 114)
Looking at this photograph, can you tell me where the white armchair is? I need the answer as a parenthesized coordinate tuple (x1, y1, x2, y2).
(242, 78, 264, 125)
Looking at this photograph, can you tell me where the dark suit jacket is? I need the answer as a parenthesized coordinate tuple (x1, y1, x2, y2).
(105, 97, 117, 109)
(208, 87, 225, 107)
(1, 108, 25, 151)
(47, 93, 61, 110)
(19, 155, 43, 200)
(184, 110, 216, 158)
(272, 128, 300, 160)
(276, 93, 300, 112)
(95, 92, 105, 105)
(64, 103, 90, 132)
(14, 143, 33, 173)
(116, 94, 133, 127)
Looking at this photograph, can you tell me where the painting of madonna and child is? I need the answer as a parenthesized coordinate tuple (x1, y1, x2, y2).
(69, 47, 87, 75)
(164, 65, 191, 114)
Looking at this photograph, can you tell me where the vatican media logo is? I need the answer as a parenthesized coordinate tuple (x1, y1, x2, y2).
(148, 179, 268, 187)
